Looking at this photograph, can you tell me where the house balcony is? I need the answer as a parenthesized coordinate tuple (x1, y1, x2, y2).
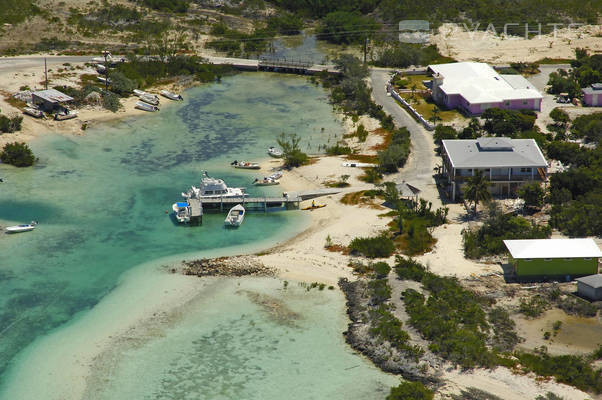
(452, 174, 543, 183)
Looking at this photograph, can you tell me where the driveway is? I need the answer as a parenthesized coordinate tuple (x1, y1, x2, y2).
(369, 69, 440, 206)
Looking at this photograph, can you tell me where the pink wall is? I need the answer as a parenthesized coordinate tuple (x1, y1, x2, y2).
(583, 93, 601, 106)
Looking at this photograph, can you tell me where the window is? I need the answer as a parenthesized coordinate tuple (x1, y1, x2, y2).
(544, 258, 552, 261)
(524, 259, 532, 262)
(584, 258, 592, 260)
(205, 190, 213, 195)
(505, 101, 510, 106)
(564, 258, 571, 261)
(523, 100, 528, 105)
(520, 167, 530, 173)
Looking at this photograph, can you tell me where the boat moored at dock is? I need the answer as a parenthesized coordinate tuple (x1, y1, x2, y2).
(253, 177, 280, 186)
(224, 204, 245, 227)
(172, 202, 191, 223)
(182, 171, 248, 200)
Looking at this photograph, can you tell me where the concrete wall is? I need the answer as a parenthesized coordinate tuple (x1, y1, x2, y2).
(390, 89, 435, 131)
(513, 257, 598, 278)
(577, 281, 602, 300)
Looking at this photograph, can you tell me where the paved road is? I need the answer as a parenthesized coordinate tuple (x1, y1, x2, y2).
(0, 56, 92, 74)
(369, 69, 438, 199)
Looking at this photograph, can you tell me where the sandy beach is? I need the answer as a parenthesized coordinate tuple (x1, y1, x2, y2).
(432, 23, 602, 63)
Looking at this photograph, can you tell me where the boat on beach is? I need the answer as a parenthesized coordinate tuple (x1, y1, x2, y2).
(135, 101, 159, 112)
(160, 90, 183, 101)
(231, 160, 260, 170)
(5, 221, 38, 233)
(253, 177, 280, 186)
(268, 171, 283, 180)
(140, 93, 160, 106)
(172, 202, 191, 223)
(224, 204, 245, 227)
(23, 107, 44, 119)
(268, 146, 283, 158)
(54, 111, 78, 121)
(182, 171, 248, 200)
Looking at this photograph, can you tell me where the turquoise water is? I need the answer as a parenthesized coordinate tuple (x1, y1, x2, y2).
(0, 72, 395, 398)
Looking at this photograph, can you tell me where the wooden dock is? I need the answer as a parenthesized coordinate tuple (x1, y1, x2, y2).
(186, 189, 341, 224)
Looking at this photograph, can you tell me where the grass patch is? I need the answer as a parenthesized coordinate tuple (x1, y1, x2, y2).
(345, 154, 378, 163)
(4, 96, 26, 109)
(349, 234, 395, 258)
(399, 92, 463, 123)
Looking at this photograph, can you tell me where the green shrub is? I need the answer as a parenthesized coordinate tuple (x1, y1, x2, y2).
(325, 143, 352, 155)
(0, 114, 23, 133)
(277, 132, 309, 168)
(518, 295, 549, 318)
(488, 307, 521, 351)
(0, 142, 35, 167)
(368, 278, 392, 304)
(108, 70, 136, 96)
(517, 182, 545, 209)
(373, 261, 391, 278)
(369, 304, 423, 359)
(102, 91, 121, 112)
(386, 380, 434, 400)
(349, 234, 395, 258)
(515, 350, 602, 394)
(394, 257, 427, 281)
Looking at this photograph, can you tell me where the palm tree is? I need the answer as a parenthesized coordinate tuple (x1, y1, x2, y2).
(463, 170, 492, 214)
(429, 107, 441, 126)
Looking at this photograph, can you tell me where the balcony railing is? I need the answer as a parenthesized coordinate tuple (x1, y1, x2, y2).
(453, 174, 542, 182)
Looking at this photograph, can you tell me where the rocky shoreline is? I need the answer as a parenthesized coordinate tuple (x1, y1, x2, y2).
(181, 255, 275, 277)
(338, 277, 441, 384)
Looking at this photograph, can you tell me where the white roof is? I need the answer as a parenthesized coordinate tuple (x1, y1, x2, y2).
(504, 239, 602, 259)
(428, 62, 542, 105)
(442, 138, 547, 169)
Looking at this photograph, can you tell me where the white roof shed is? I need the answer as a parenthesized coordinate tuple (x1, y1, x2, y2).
(503, 239, 602, 259)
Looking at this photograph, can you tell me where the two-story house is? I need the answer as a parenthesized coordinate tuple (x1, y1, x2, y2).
(441, 137, 548, 201)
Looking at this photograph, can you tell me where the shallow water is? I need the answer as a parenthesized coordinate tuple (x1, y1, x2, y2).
(89, 278, 398, 400)
(0, 72, 344, 385)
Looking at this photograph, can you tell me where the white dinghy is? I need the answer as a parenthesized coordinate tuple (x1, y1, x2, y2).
(224, 204, 245, 227)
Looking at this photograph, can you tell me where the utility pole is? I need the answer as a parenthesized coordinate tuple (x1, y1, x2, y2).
(103, 51, 109, 92)
(44, 58, 48, 90)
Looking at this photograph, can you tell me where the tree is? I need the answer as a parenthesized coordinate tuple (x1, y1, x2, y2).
(517, 182, 544, 209)
(108, 71, 136, 96)
(0, 141, 35, 167)
(549, 107, 570, 127)
(429, 107, 441, 126)
(386, 381, 434, 400)
(0, 114, 23, 133)
(463, 170, 492, 214)
(277, 132, 309, 168)
(433, 125, 457, 145)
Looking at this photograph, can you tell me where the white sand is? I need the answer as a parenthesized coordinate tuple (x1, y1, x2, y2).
(433, 23, 602, 63)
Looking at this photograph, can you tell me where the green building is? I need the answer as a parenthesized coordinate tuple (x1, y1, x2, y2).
(503, 238, 601, 279)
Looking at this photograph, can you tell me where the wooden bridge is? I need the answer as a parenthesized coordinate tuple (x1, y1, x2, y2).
(205, 55, 339, 75)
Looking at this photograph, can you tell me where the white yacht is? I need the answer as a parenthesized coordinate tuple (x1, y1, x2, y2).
(225, 204, 245, 227)
(172, 202, 191, 223)
(268, 146, 283, 158)
(182, 172, 248, 199)
(5, 221, 37, 233)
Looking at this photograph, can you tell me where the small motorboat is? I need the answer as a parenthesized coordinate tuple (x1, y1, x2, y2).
(23, 107, 44, 119)
(172, 202, 190, 223)
(268, 146, 283, 158)
(160, 90, 183, 101)
(5, 221, 37, 233)
(133, 89, 146, 97)
(96, 64, 106, 73)
(253, 177, 280, 186)
(231, 160, 260, 170)
(54, 110, 78, 121)
(140, 93, 160, 106)
(97, 76, 110, 84)
(135, 101, 159, 112)
(225, 204, 245, 227)
(268, 171, 283, 180)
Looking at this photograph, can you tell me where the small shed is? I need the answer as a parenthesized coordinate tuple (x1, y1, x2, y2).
(583, 83, 602, 106)
(503, 238, 602, 279)
(32, 89, 74, 113)
(576, 274, 602, 301)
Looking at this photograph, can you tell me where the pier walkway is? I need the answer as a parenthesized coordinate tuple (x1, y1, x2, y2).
(205, 56, 338, 74)
(189, 189, 340, 223)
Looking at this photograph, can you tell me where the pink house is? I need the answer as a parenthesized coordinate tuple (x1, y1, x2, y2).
(428, 62, 543, 115)
(583, 83, 602, 106)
